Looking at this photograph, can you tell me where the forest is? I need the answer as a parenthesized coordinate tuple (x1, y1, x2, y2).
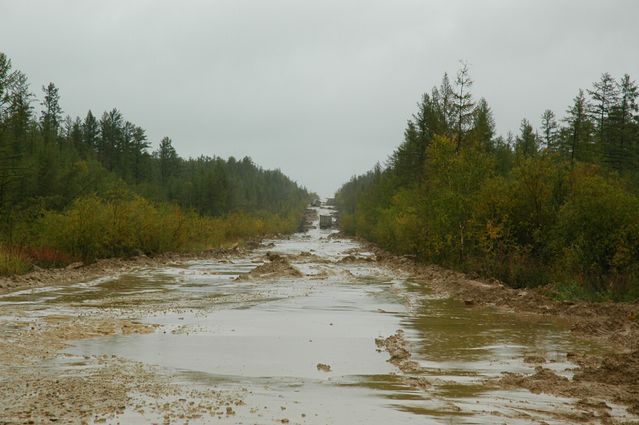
(0, 52, 310, 274)
(335, 64, 639, 300)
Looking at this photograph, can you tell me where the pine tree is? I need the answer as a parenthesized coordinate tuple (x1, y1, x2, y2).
(540, 109, 559, 151)
(515, 118, 538, 157)
(469, 98, 495, 150)
(6, 71, 32, 144)
(452, 62, 474, 152)
(587, 73, 618, 149)
(40, 82, 63, 143)
(158, 136, 179, 184)
(562, 90, 593, 164)
(82, 110, 99, 152)
(608, 74, 639, 171)
(98, 109, 123, 171)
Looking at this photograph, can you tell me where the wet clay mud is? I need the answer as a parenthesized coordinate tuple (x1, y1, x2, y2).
(1, 204, 638, 424)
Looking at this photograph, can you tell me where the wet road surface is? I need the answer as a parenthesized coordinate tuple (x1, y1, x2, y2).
(1, 205, 636, 424)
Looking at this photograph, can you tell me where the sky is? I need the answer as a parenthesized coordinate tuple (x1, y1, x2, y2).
(1, 1, 638, 196)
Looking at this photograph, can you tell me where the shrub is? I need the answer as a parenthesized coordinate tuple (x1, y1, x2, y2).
(555, 171, 639, 294)
(0, 246, 32, 276)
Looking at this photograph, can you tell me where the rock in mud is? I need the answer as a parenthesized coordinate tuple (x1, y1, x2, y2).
(316, 363, 331, 372)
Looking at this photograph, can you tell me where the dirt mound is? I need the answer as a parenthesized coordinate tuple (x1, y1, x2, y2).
(500, 366, 570, 395)
(338, 255, 374, 264)
(238, 253, 302, 280)
(316, 363, 331, 372)
(376, 330, 421, 374)
(575, 350, 639, 386)
(573, 350, 639, 413)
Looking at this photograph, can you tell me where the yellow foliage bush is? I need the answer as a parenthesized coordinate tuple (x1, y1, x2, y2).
(34, 195, 303, 262)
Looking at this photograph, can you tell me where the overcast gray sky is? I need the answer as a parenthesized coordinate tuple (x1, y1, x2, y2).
(1, 0, 638, 196)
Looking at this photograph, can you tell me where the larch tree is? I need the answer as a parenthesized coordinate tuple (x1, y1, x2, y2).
(452, 62, 474, 152)
(540, 109, 559, 151)
(515, 118, 538, 157)
(608, 74, 639, 171)
(82, 110, 100, 152)
(469, 97, 495, 150)
(587, 73, 618, 148)
(158, 136, 179, 184)
(40, 82, 63, 143)
(562, 90, 592, 165)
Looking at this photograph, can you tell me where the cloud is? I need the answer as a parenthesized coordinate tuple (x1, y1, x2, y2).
(2, 0, 638, 195)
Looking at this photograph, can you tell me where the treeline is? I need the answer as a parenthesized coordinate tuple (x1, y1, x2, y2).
(0, 52, 310, 274)
(336, 64, 639, 300)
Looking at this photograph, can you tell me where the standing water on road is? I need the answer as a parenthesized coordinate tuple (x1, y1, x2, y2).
(0, 205, 636, 424)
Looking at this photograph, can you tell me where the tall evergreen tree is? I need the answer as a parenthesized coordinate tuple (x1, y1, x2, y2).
(157, 136, 179, 184)
(587, 73, 618, 149)
(608, 74, 639, 171)
(469, 97, 495, 150)
(562, 90, 592, 164)
(540, 109, 559, 151)
(40, 82, 63, 143)
(82, 110, 100, 152)
(515, 118, 538, 157)
(452, 62, 474, 152)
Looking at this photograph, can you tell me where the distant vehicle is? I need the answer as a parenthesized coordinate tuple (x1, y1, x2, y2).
(311, 199, 321, 207)
(319, 215, 332, 229)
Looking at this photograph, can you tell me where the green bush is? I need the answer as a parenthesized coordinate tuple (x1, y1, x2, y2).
(0, 246, 32, 276)
(555, 170, 639, 294)
(31, 195, 305, 264)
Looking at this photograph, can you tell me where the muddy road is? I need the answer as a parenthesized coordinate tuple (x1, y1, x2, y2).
(1, 205, 638, 424)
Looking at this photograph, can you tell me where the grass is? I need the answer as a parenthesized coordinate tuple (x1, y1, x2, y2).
(0, 246, 33, 276)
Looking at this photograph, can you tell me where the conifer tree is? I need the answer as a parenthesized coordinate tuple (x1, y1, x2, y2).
(540, 109, 558, 151)
(452, 62, 474, 152)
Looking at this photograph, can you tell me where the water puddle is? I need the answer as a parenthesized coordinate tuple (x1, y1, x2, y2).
(1, 205, 636, 424)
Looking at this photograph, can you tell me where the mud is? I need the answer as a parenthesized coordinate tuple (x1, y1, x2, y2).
(236, 252, 303, 280)
(375, 330, 421, 374)
(0, 243, 259, 295)
(351, 239, 639, 419)
(1, 204, 639, 423)
(299, 207, 318, 232)
(0, 311, 244, 424)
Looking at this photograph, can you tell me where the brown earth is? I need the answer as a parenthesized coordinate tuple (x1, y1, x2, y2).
(355, 239, 639, 418)
(0, 242, 260, 295)
(0, 311, 245, 424)
(236, 252, 303, 280)
(2, 230, 639, 421)
(375, 330, 421, 374)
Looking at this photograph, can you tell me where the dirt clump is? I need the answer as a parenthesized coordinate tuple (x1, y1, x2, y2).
(237, 253, 302, 280)
(573, 350, 639, 414)
(316, 363, 331, 372)
(523, 354, 547, 364)
(499, 366, 570, 395)
(376, 330, 421, 374)
(338, 255, 374, 264)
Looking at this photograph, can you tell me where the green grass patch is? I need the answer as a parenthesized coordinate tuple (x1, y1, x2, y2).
(0, 246, 33, 276)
